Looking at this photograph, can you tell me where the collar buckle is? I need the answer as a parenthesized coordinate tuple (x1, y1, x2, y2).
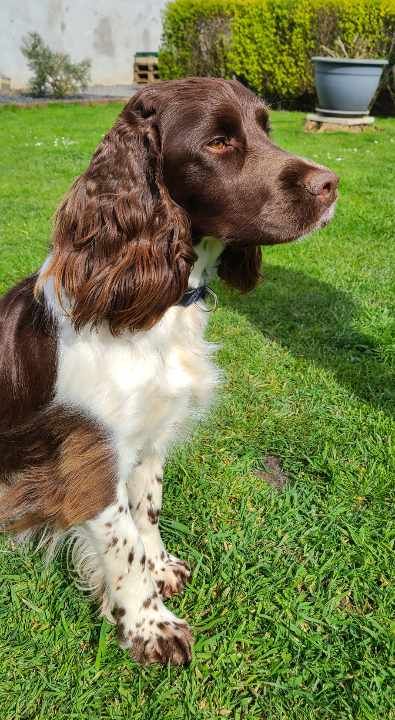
(177, 285, 218, 312)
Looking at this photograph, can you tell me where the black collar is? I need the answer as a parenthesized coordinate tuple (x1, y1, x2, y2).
(177, 285, 208, 307)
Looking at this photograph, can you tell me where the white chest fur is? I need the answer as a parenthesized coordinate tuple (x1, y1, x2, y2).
(55, 304, 218, 467)
(45, 238, 223, 480)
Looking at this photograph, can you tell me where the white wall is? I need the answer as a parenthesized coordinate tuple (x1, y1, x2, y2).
(0, 0, 167, 89)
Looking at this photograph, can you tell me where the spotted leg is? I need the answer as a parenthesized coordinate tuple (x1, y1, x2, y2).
(127, 456, 191, 599)
(85, 494, 193, 665)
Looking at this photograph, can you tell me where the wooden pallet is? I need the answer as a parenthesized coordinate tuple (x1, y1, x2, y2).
(0, 75, 11, 91)
(133, 54, 160, 85)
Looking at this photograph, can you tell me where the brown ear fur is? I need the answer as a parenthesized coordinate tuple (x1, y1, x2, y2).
(39, 97, 194, 334)
(217, 245, 262, 293)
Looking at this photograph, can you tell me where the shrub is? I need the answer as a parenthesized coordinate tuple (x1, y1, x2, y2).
(21, 32, 91, 98)
(158, 0, 395, 109)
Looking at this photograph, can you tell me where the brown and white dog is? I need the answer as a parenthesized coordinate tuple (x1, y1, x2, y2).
(0, 78, 338, 665)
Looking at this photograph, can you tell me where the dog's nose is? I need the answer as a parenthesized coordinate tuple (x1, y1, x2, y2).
(303, 168, 339, 205)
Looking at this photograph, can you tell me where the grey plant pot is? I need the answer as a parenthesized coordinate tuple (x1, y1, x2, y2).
(312, 57, 388, 116)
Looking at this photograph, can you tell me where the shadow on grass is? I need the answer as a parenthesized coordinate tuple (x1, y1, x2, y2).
(222, 264, 394, 417)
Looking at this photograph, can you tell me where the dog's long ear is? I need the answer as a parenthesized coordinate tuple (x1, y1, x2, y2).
(217, 245, 262, 292)
(40, 91, 194, 333)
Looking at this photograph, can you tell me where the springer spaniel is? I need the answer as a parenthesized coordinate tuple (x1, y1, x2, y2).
(0, 78, 338, 665)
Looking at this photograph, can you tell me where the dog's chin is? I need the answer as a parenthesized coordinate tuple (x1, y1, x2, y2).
(296, 200, 338, 241)
(317, 201, 337, 228)
(268, 200, 338, 246)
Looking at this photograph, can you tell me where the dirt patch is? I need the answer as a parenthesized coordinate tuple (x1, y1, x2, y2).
(254, 455, 288, 490)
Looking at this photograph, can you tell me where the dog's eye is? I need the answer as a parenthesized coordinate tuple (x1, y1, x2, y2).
(207, 136, 232, 153)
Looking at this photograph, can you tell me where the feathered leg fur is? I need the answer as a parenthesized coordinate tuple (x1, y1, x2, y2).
(127, 455, 191, 599)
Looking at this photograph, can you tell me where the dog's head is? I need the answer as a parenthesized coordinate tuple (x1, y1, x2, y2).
(44, 78, 338, 332)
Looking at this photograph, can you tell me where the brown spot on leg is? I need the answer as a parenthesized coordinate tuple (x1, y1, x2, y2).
(147, 507, 159, 525)
(117, 622, 126, 642)
(113, 606, 126, 621)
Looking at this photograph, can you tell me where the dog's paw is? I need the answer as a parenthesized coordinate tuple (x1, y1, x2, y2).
(130, 618, 193, 665)
(151, 554, 191, 599)
(114, 597, 193, 666)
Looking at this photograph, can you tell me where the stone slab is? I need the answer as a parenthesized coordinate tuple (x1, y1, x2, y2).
(305, 113, 376, 132)
(307, 113, 375, 126)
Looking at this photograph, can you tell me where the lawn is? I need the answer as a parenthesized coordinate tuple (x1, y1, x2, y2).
(0, 102, 394, 720)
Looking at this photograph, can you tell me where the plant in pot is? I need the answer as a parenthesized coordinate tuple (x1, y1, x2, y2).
(312, 36, 389, 116)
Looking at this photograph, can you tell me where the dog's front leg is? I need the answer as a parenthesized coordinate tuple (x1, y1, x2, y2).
(127, 456, 190, 599)
(85, 497, 192, 665)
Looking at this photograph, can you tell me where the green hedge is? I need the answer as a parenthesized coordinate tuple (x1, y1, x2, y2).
(158, 0, 395, 109)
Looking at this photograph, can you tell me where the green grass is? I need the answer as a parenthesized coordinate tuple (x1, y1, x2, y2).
(0, 103, 394, 720)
